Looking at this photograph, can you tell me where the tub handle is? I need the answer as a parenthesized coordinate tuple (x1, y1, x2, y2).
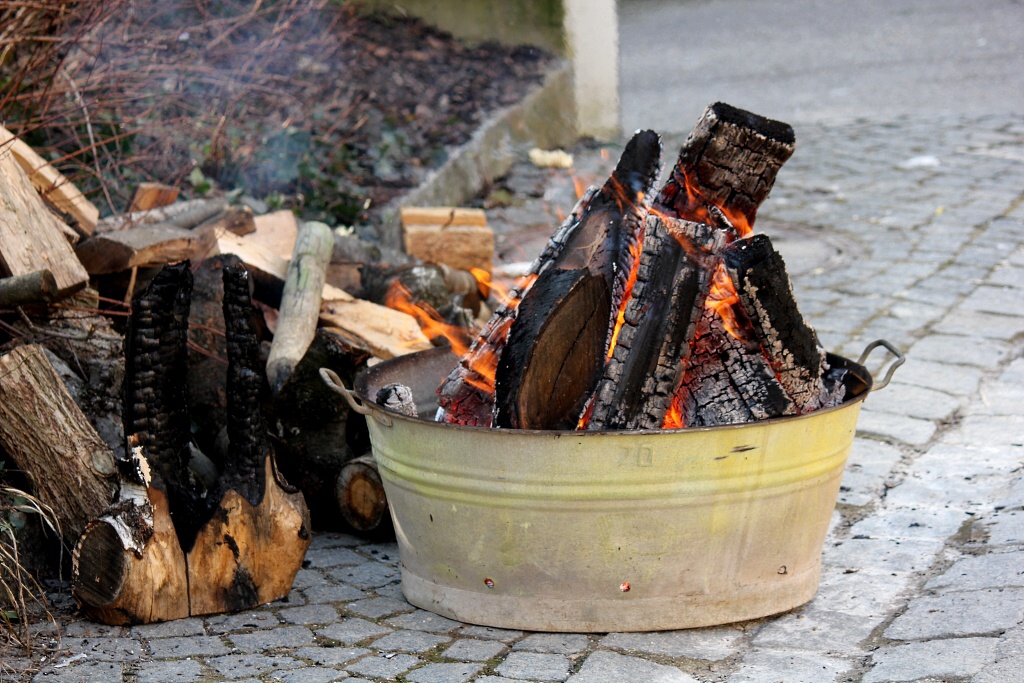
(857, 339, 905, 391)
(317, 368, 389, 421)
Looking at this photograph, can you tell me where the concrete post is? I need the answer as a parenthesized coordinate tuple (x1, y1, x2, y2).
(563, 0, 621, 140)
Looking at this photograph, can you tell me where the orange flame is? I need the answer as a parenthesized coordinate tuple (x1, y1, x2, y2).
(662, 390, 685, 429)
(706, 262, 745, 341)
(606, 233, 644, 361)
(677, 168, 753, 238)
(571, 173, 588, 201)
(386, 282, 474, 356)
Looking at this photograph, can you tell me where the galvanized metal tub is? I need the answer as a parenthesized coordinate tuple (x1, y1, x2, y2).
(323, 340, 901, 632)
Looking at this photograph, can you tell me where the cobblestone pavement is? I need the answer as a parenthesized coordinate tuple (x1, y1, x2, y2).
(9, 115, 1024, 683)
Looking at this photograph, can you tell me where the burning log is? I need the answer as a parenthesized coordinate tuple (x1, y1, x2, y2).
(438, 129, 662, 428)
(437, 103, 843, 434)
(72, 261, 311, 624)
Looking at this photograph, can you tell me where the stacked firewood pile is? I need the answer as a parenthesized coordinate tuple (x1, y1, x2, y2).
(438, 103, 847, 431)
(0, 129, 490, 623)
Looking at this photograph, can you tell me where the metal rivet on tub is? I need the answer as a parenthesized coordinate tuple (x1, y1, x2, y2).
(619, 581, 631, 592)
(484, 578, 495, 588)
(778, 566, 788, 575)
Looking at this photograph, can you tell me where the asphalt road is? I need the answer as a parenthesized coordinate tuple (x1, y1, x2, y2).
(619, 0, 1024, 131)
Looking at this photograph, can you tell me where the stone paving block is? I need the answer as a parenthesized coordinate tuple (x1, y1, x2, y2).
(58, 636, 145, 661)
(269, 667, 350, 683)
(228, 625, 315, 652)
(278, 604, 340, 626)
(371, 630, 451, 653)
(131, 617, 206, 639)
(276, 589, 307, 607)
(147, 634, 231, 658)
(973, 624, 1024, 683)
(959, 284, 1024, 316)
(373, 582, 407, 600)
(441, 638, 507, 661)
(863, 637, 1000, 683)
(135, 658, 205, 683)
(61, 621, 126, 638)
(293, 647, 369, 666)
(207, 653, 303, 678)
(908, 334, 1011, 369)
(885, 588, 1024, 640)
(386, 609, 463, 633)
(309, 532, 363, 549)
(968, 382, 1024, 417)
(206, 610, 281, 633)
(475, 677, 522, 683)
(360, 542, 401, 564)
(855, 409, 936, 446)
(31, 660, 123, 683)
(495, 652, 572, 682)
(837, 438, 903, 507)
(986, 510, 1024, 546)
(292, 568, 331, 589)
(567, 651, 697, 683)
(888, 357, 984, 396)
(304, 546, 366, 568)
(328, 561, 401, 589)
(849, 505, 969, 541)
(405, 662, 484, 683)
(513, 633, 590, 654)
(823, 536, 943, 573)
(925, 551, 1024, 591)
(725, 650, 850, 683)
(940, 415, 1024, 448)
(600, 627, 745, 662)
(812, 567, 911, 617)
(315, 618, 392, 645)
(862, 381, 963, 420)
(934, 308, 1024, 341)
(344, 596, 414, 619)
(344, 653, 420, 679)
(303, 583, 367, 605)
(751, 608, 878, 651)
(458, 625, 525, 642)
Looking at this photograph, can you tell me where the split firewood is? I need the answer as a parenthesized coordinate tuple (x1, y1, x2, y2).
(493, 129, 662, 429)
(0, 124, 99, 236)
(0, 344, 118, 540)
(97, 197, 230, 234)
(401, 206, 494, 273)
(248, 209, 300, 261)
(73, 261, 311, 624)
(74, 224, 202, 275)
(0, 270, 58, 306)
(266, 221, 334, 393)
(129, 182, 180, 212)
(193, 205, 256, 236)
(0, 143, 89, 298)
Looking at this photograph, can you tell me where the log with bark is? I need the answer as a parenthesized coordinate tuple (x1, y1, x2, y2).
(436, 103, 844, 432)
(72, 261, 311, 624)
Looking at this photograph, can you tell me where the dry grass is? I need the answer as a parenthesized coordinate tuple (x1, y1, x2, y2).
(1, 0, 358, 217)
(0, 484, 60, 658)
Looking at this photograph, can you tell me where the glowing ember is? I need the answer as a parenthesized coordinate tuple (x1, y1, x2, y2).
(706, 262, 745, 341)
(676, 168, 753, 238)
(661, 390, 685, 429)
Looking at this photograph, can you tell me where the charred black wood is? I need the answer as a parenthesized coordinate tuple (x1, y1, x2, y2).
(722, 234, 840, 412)
(587, 216, 708, 430)
(656, 102, 795, 231)
(440, 130, 662, 428)
(123, 261, 206, 551)
(495, 268, 611, 429)
(221, 262, 272, 508)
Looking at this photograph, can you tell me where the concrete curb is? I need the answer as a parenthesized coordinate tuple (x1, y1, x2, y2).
(378, 61, 576, 250)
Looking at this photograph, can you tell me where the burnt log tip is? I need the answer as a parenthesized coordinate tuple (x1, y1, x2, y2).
(611, 129, 663, 197)
(707, 102, 795, 147)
